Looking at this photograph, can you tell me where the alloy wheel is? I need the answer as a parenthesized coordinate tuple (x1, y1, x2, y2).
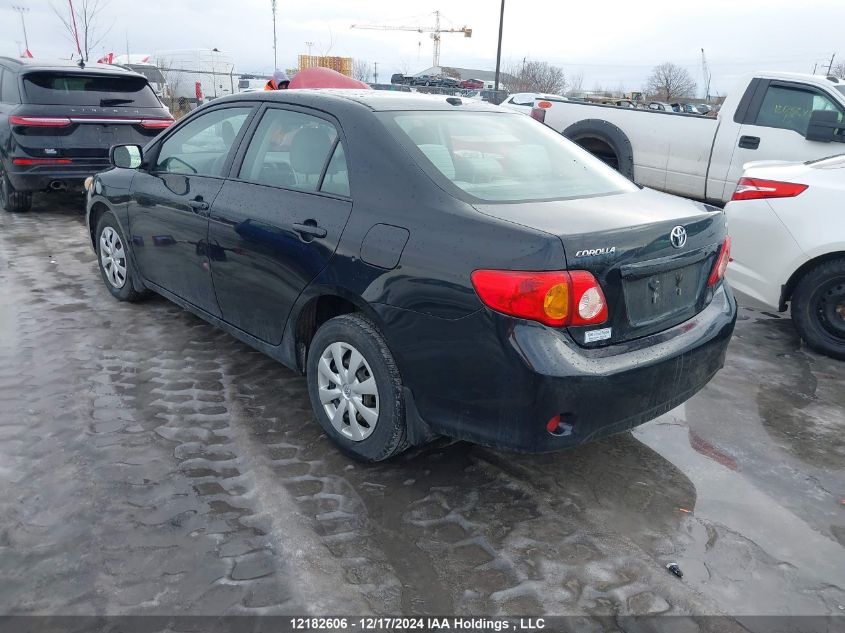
(99, 226, 128, 289)
(317, 341, 379, 441)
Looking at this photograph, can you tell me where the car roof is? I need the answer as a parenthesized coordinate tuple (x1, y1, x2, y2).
(211, 89, 505, 112)
(0, 56, 142, 77)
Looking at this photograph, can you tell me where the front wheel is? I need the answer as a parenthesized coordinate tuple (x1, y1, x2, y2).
(95, 212, 148, 302)
(791, 258, 845, 360)
(306, 313, 408, 461)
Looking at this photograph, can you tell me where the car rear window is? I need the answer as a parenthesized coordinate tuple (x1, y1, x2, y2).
(22, 72, 161, 106)
(379, 110, 637, 203)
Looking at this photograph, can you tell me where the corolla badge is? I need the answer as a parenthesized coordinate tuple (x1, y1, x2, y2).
(574, 246, 616, 257)
(670, 226, 687, 249)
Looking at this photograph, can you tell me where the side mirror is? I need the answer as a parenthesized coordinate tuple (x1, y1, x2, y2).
(806, 109, 840, 143)
(110, 144, 144, 169)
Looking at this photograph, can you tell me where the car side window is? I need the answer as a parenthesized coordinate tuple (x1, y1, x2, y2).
(154, 107, 252, 177)
(754, 84, 844, 134)
(319, 143, 350, 197)
(0, 69, 17, 104)
(239, 108, 338, 192)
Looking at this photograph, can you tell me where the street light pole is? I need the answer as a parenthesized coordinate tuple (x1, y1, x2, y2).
(493, 0, 505, 91)
(12, 6, 30, 52)
(271, 0, 278, 69)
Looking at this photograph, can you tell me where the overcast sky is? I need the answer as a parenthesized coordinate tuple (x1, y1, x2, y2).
(1, 0, 843, 95)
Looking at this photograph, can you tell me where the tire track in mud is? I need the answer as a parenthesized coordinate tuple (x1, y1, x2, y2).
(0, 205, 714, 618)
(3, 203, 831, 625)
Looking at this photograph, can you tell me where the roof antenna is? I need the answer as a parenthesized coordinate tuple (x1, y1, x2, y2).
(77, 58, 85, 69)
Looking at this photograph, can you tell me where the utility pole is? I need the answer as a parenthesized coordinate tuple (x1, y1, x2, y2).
(494, 0, 505, 91)
(827, 53, 836, 75)
(271, 0, 278, 69)
(373, 61, 378, 84)
(12, 6, 30, 53)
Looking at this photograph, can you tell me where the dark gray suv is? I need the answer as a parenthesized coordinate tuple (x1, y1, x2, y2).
(0, 57, 173, 212)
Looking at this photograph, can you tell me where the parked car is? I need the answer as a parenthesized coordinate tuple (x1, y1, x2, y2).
(460, 78, 484, 90)
(440, 77, 460, 89)
(411, 75, 437, 86)
(671, 102, 703, 114)
(0, 57, 173, 213)
(648, 101, 674, 112)
(499, 92, 567, 115)
(726, 155, 845, 359)
(390, 73, 406, 85)
(531, 72, 845, 204)
(85, 90, 736, 461)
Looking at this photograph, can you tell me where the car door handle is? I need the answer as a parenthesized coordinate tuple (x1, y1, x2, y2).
(188, 199, 210, 211)
(293, 221, 327, 240)
(738, 135, 760, 150)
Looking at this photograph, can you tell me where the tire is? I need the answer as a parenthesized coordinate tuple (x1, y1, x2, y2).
(791, 258, 845, 360)
(95, 211, 147, 302)
(0, 163, 33, 213)
(562, 119, 635, 180)
(306, 313, 408, 462)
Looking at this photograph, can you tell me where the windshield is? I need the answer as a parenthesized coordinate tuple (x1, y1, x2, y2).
(23, 72, 161, 106)
(380, 110, 637, 203)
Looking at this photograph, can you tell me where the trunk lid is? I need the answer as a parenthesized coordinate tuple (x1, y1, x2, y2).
(13, 71, 172, 171)
(474, 188, 727, 345)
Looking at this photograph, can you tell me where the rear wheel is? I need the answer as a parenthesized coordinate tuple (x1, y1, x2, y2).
(0, 163, 33, 213)
(306, 313, 408, 461)
(791, 258, 845, 360)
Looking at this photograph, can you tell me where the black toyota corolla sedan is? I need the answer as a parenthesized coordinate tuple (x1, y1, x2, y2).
(85, 89, 736, 461)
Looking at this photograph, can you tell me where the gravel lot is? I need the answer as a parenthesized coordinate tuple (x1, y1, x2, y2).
(0, 195, 843, 622)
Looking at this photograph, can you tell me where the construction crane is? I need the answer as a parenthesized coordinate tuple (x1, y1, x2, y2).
(351, 11, 472, 69)
(700, 48, 712, 101)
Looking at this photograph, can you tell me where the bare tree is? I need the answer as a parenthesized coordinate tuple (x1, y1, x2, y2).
(441, 66, 462, 79)
(503, 60, 567, 94)
(646, 62, 697, 101)
(568, 71, 584, 95)
(831, 61, 845, 78)
(51, 0, 112, 61)
(352, 59, 372, 83)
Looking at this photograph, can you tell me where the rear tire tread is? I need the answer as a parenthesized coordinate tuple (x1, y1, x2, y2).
(791, 258, 845, 360)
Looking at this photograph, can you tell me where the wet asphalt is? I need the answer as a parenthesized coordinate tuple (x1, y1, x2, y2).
(0, 194, 843, 621)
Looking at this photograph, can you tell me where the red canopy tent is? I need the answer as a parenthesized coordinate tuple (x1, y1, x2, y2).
(289, 67, 371, 90)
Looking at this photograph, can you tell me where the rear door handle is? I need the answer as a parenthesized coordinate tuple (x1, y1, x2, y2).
(293, 221, 327, 240)
(738, 135, 760, 150)
(188, 199, 210, 211)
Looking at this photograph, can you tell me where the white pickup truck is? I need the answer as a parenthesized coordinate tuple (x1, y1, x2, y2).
(533, 72, 845, 204)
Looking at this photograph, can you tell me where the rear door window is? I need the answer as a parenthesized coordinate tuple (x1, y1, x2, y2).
(754, 84, 844, 134)
(238, 108, 339, 192)
(155, 107, 252, 177)
(22, 72, 161, 107)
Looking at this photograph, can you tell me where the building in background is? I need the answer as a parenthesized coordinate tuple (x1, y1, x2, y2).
(298, 55, 352, 77)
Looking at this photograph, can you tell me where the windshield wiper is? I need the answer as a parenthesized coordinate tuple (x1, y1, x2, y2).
(100, 98, 135, 106)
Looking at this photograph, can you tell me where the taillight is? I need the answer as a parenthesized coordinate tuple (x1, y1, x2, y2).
(470, 269, 608, 327)
(707, 237, 731, 287)
(12, 158, 72, 165)
(140, 118, 174, 129)
(9, 115, 72, 127)
(731, 177, 808, 201)
(530, 107, 546, 123)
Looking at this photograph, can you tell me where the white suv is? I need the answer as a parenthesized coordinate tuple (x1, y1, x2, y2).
(726, 155, 845, 359)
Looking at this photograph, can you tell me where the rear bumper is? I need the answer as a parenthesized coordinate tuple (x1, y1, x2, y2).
(5, 163, 106, 192)
(375, 283, 737, 452)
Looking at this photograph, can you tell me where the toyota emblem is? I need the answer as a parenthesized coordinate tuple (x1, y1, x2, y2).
(670, 226, 687, 249)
